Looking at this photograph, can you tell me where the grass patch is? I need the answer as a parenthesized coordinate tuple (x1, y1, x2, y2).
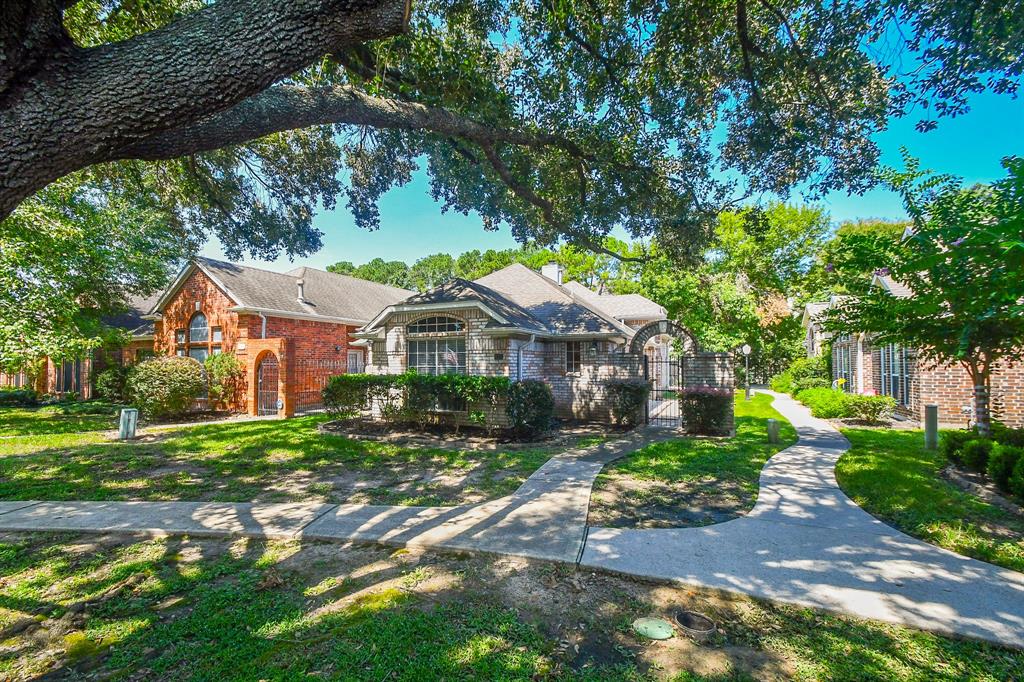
(1, 532, 1020, 680)
(589, 393, 798, 527)
(0, 403, 119, 437)
(0, 413, 557, 506)
(837, 428, 1024, 572)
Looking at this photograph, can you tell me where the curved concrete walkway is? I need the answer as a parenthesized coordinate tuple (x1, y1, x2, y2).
(1, 392, 1022, 647)
(582, 391, 1024, 649)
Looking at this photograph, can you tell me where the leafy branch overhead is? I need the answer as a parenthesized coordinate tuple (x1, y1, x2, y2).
(2, 0, 1021, 260)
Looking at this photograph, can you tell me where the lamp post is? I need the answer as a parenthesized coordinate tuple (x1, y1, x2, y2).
(741, 344, 752, 401)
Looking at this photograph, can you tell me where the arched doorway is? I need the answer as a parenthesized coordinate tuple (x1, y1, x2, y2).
(628, 320, 702, 427)
(256, 354, 280, 416)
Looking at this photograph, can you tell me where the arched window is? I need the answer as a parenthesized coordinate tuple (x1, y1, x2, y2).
(407, 316, 465, 375)
(189, 312, 209, 342)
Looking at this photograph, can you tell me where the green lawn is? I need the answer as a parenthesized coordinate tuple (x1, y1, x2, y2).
(1, 532, 1020, 681)
(0, 403, 119, 437)
(837, 428, 1024, 573)
(0, 413, 554, 506)
(589, 392, 798, 527)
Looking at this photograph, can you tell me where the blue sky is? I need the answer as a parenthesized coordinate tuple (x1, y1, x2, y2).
(202, 90, 1023, 271)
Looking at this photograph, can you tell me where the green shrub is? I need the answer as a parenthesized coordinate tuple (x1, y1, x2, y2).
(203, 354, 244, 410)
(960, 439, 994, 473)
(1009, 457, 1024, 499)
(94, 365, 131, 403)
(605, 378, 650, 427)
(794, 387, 852, 418)
(506, 380, 554, 436)
(769, 356, 828, 395)
(792, 376, 830, 392)
(322, 374, 374, 416)
(846, 394, 897, 423)
(126, 357, 206, 419)
(992, 422, 1024, 448)
(769, 370, 793, 394)
(0, 388, 39, 407)
(940, 429, 975, 465)
(680, 386, 733, 435)
(987, 444, 1024, 491)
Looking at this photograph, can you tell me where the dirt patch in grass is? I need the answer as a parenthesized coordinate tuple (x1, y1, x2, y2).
(588, 474, 751, 528)
(319, 418, 620, 450)
(3, 532, 1019, 681)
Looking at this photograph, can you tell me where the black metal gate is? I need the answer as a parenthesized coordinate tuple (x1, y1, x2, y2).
(257, 355, 280, 416)
(645, 356, 683, 427)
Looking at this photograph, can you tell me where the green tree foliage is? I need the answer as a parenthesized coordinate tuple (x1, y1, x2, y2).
(408, 253, 456, 292)
(0, 176, 182, 371)
(796, 218, 909, 302)
(126, 357, 206, 420)
(825, 156, 1024, 436)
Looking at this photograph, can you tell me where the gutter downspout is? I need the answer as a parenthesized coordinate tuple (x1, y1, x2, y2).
(258, 312, 267, 339)
(516, 334, 535, 381)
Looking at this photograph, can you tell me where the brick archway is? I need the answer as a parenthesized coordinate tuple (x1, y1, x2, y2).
(245, 338, 292, 417)
(627, 319, 701, 355)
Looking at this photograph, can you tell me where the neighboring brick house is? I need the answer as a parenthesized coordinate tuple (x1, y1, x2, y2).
(355, 262, 731, 425)
(0, 294, 158, 398)
(145, 258, 411, 416)
(825, 275, 1024, 428)
(800, 301, 831, 358)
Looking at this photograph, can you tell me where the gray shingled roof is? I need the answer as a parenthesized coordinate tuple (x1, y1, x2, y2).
(401, 278, 549, 333)
(473, 264, 625, 335)
(155, 258, 412, 323)
(106, 292, 162, 337)
(560, 281, 666, 320)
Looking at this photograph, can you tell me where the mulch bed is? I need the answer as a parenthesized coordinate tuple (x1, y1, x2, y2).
(318, 418, 625, 450)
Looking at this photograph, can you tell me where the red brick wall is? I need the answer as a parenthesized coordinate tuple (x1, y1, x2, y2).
(915, 358, 1024, 429)
(155, 268, 357, 415)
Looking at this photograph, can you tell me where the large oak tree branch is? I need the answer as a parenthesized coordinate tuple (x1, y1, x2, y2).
(0, 0, 411, 219)
(117, 85, 585, 162)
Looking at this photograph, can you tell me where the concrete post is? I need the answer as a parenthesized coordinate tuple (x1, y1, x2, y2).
(924, 404, 939, 450)
(766, 418, 780, 444)
(118, 408, 138, 440)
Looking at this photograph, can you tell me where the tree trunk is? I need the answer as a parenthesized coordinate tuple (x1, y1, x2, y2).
(0, 0, 411, 219)
(967, 359, 993, 437)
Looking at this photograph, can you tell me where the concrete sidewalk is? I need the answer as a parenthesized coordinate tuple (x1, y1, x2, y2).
(0, 430, 665, 563)
(581, 391, 1024, 649)
(2, 394, 1023, 647)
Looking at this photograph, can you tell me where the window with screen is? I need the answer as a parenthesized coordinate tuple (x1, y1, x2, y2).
(880, 344, 910, 406)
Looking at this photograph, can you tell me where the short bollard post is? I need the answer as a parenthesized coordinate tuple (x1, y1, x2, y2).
(119, 408, 139, 440)
(924, 405, 938, 450)
(766, 418, 780, 444)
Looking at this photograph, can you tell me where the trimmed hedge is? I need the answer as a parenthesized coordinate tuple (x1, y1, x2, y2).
(204, 354, 244, 410)
(846, 394, 897, 423)
(126, 356, 206, 419)
(987, 445, 1023, 492)
(941, 429, 976, 466)
(679, 386, 732, 435)
(1010, 457, 1024, 499)
(322, 372, 518, 431)
(506, 380, 555, 436)
(960, 439, 993, 473)
(605, 378, 650, 427)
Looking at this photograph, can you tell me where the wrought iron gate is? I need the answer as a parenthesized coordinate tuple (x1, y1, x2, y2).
(256, 355, 280, 416)
(644, 356, 683, 427)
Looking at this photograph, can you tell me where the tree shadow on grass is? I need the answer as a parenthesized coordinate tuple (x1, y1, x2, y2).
(4, 532, 1021, 681)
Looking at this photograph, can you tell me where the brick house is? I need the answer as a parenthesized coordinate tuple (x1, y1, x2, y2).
(800, 301, 832, 358)
(825, 275, 1024, 428)
(0, 294, 158, 398)
(145, 258, 411, 416)
(355, 262, 732, 425)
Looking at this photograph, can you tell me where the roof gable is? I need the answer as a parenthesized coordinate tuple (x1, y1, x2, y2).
(151, 258, 413, 324)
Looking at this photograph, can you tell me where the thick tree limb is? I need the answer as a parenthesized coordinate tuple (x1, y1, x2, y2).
(117, 85, 586, 163)
(0, 0, 411, 219)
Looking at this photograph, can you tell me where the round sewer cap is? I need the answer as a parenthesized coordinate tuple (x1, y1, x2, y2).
(632, 617, 674, 640)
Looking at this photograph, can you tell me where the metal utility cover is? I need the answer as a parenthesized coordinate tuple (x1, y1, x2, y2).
(632, 617, 674, 640)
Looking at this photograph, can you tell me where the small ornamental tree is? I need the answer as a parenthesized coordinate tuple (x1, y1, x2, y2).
(204, 353, 244, 411)
(825, 156, 1024, 437)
